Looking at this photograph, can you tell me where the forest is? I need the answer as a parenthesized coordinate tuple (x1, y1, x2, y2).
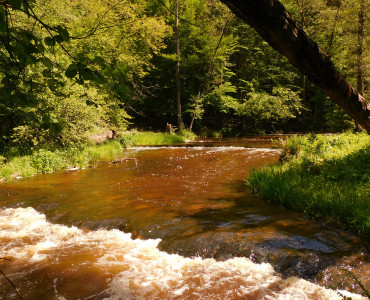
(1, 0, 369, 153)
(1, 1, 370, 298)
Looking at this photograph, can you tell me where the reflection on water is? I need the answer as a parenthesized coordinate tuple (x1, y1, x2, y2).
(0, 138, 369, 299)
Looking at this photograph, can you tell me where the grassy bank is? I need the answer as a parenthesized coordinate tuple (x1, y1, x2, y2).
(118, 130, 194, 147)
(247, 133, 370, 236)
(0, 131, 193, 181)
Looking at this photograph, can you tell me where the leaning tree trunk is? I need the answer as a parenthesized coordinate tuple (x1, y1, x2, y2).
(220, 0, 370, 133)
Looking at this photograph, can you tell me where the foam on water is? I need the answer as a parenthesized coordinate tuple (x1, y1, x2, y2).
(0, 208, 364, 299)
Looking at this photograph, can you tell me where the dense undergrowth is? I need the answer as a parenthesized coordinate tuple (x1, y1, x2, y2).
(247, 133, 370, 237)
(0, 131, 193, 181)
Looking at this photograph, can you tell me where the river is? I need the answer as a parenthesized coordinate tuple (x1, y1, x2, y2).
(0, 137, 368, 299)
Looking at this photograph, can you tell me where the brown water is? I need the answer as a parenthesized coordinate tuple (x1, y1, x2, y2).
(0, 138, 368, 299)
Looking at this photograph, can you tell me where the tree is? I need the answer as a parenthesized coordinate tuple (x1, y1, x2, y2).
(175, 0, 183, 130)
(227, 20, 303, 133)
(131, 0, 239, 132)
(355, 0, 365, 131)
(0, 0, 169, 149)
(219, 0, 370, 133)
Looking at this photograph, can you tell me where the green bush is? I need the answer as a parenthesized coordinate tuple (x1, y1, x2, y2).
(63, 147, 91, 168)
(248, 133, 370, 236)
(87, 140, 123, 163)
(179, 129, 197, 141)
(0, 131, 196, 181)
(118, 133, 138, 147)
(118, 131, 191, 147)
(31, 149, 67, 173)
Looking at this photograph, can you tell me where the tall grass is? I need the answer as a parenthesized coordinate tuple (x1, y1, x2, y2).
(118, 131, 192, 147)
(248, 133, 370, 236)
(87, 140, 123, 164)
(0, 131, 194, 181)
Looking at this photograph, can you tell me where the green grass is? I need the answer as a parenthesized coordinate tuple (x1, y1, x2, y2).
(118, 131, 192, 147)
(247, 132, 370, 236)
(0, 131, 195, 181)
(87, 140, 124, 164)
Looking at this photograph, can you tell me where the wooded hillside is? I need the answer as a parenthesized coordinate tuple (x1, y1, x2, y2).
(0, 0, 369, 151)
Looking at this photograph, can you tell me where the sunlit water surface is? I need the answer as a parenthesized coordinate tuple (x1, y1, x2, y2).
(0, 137, 368, 299)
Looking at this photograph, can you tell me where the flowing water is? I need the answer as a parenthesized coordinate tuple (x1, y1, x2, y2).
(0, 137, 368, 299)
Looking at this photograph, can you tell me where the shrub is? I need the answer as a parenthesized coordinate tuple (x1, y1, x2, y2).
(87, 140, 123, 163)
(118, 131, 191, 147)
(248, 133, 370, 236)
(31, 149, 67, 173)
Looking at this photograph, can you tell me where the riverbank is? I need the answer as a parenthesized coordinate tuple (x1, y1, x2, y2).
(247, 132, 370, 237)
(0, 131, 194, 181)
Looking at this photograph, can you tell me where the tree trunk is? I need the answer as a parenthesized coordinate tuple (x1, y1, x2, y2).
(189, 91, 201, 132)
(296, 0, 306, 103)
(357, 0, 365, 95)
(355, 0, 365, 132)
(220, 0, 370, 133)
(175, 0, 183, 130)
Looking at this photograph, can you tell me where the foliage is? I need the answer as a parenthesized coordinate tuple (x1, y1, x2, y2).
(236, 87, 303, 131)
(0, 0, 169, 150)
(178, 129, 197, 140)
(118, 131, 190, 147)
(130, 0, 242, 131)
(1, 0, 369, 148)
(31, 149, 67, 173)
(0, 131, 192, 181)
(87, 140, 124, 164)
(248, 133, 370, 236)
(0, 156, 36, 179)
(281, 0, 370, 130)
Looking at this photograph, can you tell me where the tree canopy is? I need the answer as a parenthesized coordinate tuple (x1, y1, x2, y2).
(0, 0, 369, 151)
(220, 0, 370, 133)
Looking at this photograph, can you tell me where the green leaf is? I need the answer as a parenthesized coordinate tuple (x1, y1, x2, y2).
(56, 25, 70, 42)
(21, 1, 30, 14)
(41, 115, 52, 124)
(76, 52, 86, 61)
(65, 63, 78, 78)
(42, 69, 52, 78)
(92, 56, 105, 64)
(9, 0, 22, 9)
(91, 72, 105, 84)
(0, 5, 6, 17)
(54, 35, 63, 44)
(26, 43, 40, 54)
(49, 122, 63, 133)
(25, 54, 36, 66)
(40, 58, 53, 69)
(47, 79, 57, 91)
(79, 67, 94, 81)
(0, 12, 6, 33)
(0, 22, 6, 33)
(46, 79, 64, 92)
(44, 36, 55, 46)
(76, 78, 84, 85)
(34, 43, 45, 53)
(86, 100, 97, 107)
(17, 93, 38, 107)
